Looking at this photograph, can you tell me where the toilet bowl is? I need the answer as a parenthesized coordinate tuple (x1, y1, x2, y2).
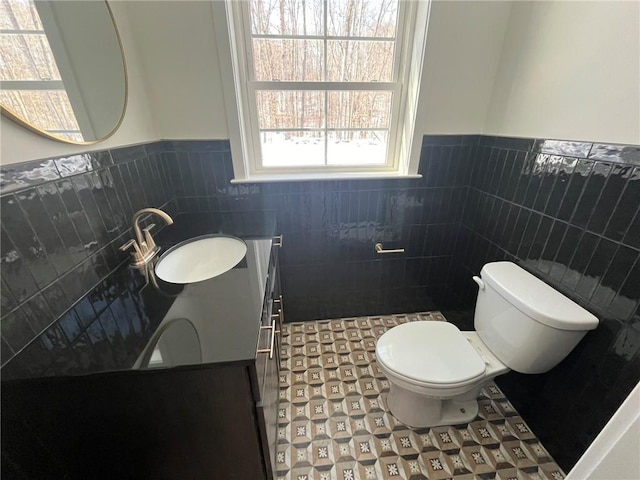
(377, 321, 509, 427)
(376, 261, 599, 428)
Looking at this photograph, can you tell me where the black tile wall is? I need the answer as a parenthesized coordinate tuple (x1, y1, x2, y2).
(0, 144, 174, 371)
(452, 135, 640, 470)
(2, 137, 477, 364)
(159, 136, 476, 321)
(2, 135, 638, 474)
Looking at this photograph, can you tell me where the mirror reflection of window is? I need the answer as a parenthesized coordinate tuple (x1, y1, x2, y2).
(0, 0, 126, 143)
(0, 0, 83, 141)
(144, 318, 202, 369)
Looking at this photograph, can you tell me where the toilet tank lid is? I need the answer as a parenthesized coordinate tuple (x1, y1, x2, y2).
(481, 262, 599, 331)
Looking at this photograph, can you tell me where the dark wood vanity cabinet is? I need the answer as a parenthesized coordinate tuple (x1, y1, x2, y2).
(1, 239, 284, 480)
(253, 237, 284, 479)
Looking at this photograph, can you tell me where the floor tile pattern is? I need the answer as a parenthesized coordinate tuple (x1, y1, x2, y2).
(277, 312, 565, 480)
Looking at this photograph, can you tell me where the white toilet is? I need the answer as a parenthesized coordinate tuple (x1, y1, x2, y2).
(375, 261, 599, 428)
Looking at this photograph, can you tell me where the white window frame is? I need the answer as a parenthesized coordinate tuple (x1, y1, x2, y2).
(213, 0, 431, 182)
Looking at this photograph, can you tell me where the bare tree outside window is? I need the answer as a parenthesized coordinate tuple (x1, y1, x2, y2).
(248, 0, 400, 168)
(0, 0, 83, 141)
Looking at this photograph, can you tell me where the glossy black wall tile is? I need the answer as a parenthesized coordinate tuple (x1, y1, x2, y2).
(0, 144, 173, 369)
(3, 135, 638, 475)
(453, 135, 640, 470)
(158, 137, 475, 321)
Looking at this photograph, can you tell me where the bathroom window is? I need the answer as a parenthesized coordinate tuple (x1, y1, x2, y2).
(217, 0, 431, 181)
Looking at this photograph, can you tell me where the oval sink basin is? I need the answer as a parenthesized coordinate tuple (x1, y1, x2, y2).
(155, 235, 247, 284)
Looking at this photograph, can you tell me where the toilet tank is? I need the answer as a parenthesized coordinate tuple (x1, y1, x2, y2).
(473, 262, 599, 374)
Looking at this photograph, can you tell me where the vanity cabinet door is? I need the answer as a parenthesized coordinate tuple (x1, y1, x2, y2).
(256, 339, 280, 479)
(255, 243, 280, 401)
(253, 238, 283, 479)
(2, 366, 267, 480)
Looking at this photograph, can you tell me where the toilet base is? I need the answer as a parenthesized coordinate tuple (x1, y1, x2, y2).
(387, 383, 479, 428)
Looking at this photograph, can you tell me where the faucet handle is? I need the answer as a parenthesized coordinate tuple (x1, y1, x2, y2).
(120, 238, 136, 251)
(120, 239, 143, 257)
(143, 223, 157, 251)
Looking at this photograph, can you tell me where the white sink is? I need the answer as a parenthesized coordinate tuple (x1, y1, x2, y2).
(155, 235, 247, 284)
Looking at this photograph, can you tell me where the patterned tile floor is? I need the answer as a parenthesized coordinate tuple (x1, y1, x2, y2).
(276, 312, 565, 480)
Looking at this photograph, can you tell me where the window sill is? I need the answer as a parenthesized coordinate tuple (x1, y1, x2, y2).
(230, 172, 422, 184)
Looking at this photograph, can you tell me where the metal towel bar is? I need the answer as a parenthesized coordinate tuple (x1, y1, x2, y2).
(375, 243, 405, 254)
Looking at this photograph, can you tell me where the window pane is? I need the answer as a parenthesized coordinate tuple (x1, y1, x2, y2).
(328, 91, 392, 129)
(327, 40, 394, 82)
(0, 33, 61, 81)
(327, 130, 388, 165)
(261, 131, 325, 167)
(327, 0, 398, 38)
(253, 39, 323, 81)
(250, 0, 324, 36)
(0, 0, 44, 30)
(257, 90, 324, 129)
(0, 89, 81, 132)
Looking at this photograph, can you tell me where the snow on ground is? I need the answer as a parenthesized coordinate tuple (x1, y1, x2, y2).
(261, 133, 387, 166)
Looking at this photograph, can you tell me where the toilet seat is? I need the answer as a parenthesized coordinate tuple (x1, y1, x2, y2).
(376, 322, 486, 387)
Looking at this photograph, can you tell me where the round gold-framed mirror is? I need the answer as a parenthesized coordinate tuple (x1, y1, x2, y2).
(0, 0, 127, 145)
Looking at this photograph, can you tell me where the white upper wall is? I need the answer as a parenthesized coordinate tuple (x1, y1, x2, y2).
(485, 1, 640, 145)
(417, 0, 512, 135)
(0, 2, 158, 165)
(123, 1, 229, 140)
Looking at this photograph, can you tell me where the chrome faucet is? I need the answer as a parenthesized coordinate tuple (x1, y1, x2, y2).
(120, 208, 174, 267)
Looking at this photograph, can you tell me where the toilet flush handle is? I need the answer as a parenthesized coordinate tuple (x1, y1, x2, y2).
(472, 276, 485, 291)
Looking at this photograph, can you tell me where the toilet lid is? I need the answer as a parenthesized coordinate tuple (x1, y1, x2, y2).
(376, 322, 486, 385)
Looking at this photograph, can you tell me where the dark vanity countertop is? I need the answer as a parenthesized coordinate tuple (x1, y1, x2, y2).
(1, 211, 278, 382)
